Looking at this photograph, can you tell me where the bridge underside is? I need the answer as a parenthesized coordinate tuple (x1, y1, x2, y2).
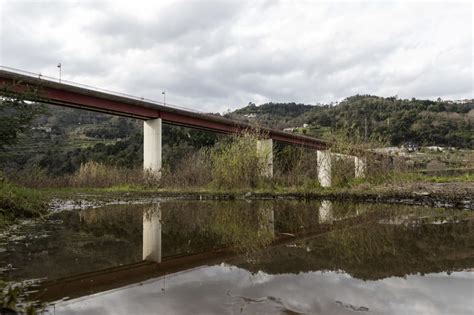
(0, 70, 328, 150)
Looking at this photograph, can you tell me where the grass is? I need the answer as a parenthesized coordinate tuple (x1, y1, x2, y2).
(0, 180, 49, 228)
(359, 171, 474, 186)
(424, 173, 474, 183)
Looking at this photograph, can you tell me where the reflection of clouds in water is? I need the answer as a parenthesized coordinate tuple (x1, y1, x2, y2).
(52, 265, 474, 315)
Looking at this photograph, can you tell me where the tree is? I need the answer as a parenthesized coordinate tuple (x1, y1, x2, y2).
(0, 84, 45, 150)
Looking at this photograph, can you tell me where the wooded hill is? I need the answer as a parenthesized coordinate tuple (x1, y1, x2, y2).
(1, 94, 472, 175)
(227, 95, 473, 148)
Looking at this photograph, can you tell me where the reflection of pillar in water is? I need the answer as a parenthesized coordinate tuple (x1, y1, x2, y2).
(259, 204, 275, 237)
(267, 208, 275, 237)
(143, 204, 162, 263)
(319, 200, 334, 224)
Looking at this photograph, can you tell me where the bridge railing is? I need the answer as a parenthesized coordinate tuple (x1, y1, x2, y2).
(0, 65, 203, 114)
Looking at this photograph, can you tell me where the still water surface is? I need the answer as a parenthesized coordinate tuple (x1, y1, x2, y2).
(1, 200, 473, 314)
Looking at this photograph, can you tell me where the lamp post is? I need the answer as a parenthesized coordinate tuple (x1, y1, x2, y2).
(57, 63, 62, 83)
(162, 91, 166, 106)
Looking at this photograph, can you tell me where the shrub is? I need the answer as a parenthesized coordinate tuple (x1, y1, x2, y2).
(210, 132, 264, 189)
(160, 149, 212, 188)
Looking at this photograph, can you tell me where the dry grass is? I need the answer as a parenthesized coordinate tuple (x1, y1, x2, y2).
(10, 161, 149, 188)
(6, 131, 418, 191)
(160, 149, 212, 188)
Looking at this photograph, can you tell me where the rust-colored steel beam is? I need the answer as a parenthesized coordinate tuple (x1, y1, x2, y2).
(0, 69, 329, 150)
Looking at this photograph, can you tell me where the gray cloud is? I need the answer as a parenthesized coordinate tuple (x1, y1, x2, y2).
(0, 0, 472, 113)
(53, 266, 474, 315)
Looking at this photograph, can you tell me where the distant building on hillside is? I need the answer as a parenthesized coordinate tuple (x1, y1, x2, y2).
(31, 126, 52, 133)
(243, 113, 256, 118)
(402, 142, 419, 152)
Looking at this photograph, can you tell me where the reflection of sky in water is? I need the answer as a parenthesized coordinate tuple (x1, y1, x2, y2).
(51, 265, 474, 315)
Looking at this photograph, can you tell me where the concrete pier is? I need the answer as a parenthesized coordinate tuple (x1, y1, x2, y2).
(354, 156, 367, 178)
(317, 150, 332, 187)
(142, 204, 162, 263)
(143, 118, 162, 175)
(257, 138, 273, 178)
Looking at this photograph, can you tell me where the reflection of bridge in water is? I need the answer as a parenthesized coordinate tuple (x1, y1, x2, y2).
(33, 200, 368, 302)
(31, 200, 471, 304)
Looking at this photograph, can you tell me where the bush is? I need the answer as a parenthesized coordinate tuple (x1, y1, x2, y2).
(210, 132, 264, 189)
(160, 149, 212, 188)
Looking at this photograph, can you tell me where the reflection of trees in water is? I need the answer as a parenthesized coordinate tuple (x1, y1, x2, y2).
(71, 200, 474, 278)
(9, 200, 470, 282)
(207, 202, 275, 254)
(237, 210, 474, 280)
(78, 204, 143, 244)
(74, 200, 416, 257)
(322, 218, 474, 279)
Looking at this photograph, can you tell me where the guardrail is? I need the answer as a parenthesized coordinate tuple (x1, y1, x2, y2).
(0, 65, 203, 114)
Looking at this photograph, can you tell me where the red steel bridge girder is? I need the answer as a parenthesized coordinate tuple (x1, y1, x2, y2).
(0, 69, 329, 150)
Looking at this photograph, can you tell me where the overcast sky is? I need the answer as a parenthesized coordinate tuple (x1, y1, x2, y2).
(0, 0, 472, 113)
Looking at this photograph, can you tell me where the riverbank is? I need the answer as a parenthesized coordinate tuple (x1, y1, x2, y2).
(0, 181, 48, 229)
(1, 177, 472, 229)
(43, 176, 474, 211)
(49, 180, 472, 210)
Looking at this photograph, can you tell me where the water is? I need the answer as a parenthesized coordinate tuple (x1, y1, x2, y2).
(0, 200, 473, 314)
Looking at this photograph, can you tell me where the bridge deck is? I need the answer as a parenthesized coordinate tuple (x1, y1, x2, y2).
(0, 68, 328, 150)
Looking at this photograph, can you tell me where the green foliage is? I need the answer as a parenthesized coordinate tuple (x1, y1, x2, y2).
(228, 102, 314, 128)
(210, 132, 264, 189)
(0, 179, 48, 227)
(273, 144, 320, 188)
(309, 95, 473, 148)
(231, 95, 473, 148)
(0, 104, 219, 176)
(0, 85, 46, 150)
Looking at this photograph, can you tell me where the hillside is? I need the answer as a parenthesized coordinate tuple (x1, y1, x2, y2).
(1, 95, 472, 176)
(227, 95, 473, 148)
(229, 102, 315, 129)
(0, 105, 218, 175)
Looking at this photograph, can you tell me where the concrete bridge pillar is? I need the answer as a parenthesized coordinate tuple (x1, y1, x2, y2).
(354, 156, 367, 178)
(143, 118, 162, 176)
(257, 139, 273, 178)
(317, 150, 332, 187)
(143, 203, 162, 263)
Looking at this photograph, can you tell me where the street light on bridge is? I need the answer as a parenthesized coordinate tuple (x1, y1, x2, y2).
(57, 63, 62, 83)
(162, 91, 166, 106)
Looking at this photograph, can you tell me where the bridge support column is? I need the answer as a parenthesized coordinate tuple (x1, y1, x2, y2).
(143, 118, 162, 176)
(143, 204, 162, 263)
(354, 156, 367, 178)
(257, 139, 273, 178)
(317, 150, 332, 187)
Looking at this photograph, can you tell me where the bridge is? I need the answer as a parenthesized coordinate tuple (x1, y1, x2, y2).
(0, 66, 368, 186)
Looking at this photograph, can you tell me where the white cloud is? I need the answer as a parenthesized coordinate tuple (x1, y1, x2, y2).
(0, 0, 472, 113)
